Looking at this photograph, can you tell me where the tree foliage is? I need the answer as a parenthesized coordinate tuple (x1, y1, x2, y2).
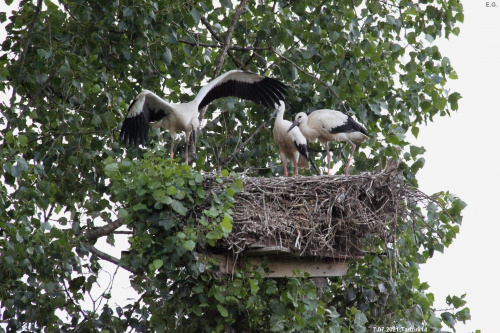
(0, 0, 468, 332)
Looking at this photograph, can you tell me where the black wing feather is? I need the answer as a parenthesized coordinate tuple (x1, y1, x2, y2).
(294, 141, 320, 175)
(198, 75, 288, 110)
(329, 116, 368, 136)
(294, 141, 310, 160)
(120, 97, 168, 147)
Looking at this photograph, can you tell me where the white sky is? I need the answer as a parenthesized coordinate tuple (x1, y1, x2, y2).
(416, 1, 500, 332)
(1, 0, 499, 331)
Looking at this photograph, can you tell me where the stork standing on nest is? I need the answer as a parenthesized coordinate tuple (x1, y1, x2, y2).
(287, 110, 368, 175)
(120, 70, 288, 163)
(272, 101, 318, 177)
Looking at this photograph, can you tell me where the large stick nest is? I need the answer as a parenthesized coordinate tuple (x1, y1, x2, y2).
(203, 169, 407, 259)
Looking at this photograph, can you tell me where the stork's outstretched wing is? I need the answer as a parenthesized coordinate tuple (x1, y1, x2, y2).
(120, 90, 175, 147)
(195, 70, 288, 110)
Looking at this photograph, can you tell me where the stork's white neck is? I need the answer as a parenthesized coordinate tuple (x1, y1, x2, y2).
(298, 121, 318, 141)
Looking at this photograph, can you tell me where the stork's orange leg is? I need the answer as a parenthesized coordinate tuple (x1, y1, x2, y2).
(345, 141, 356, 175)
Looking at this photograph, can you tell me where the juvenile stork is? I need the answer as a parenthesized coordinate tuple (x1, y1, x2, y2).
(272, 101, 318, 176)
(119, 70, 288, 163)
(287, 109, 368, 175)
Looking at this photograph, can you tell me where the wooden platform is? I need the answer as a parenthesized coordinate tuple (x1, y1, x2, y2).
(203, 246, 358, 278)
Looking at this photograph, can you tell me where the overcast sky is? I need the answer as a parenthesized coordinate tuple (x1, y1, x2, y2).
(416, 1, 500, 332)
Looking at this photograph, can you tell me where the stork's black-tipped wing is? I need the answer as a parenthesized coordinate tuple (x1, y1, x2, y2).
(328, 115, 369, 137)
(294, 141, 310, 161)
(120, 90, 173, 147)
(196, 70, 288, 110)
(294, 141, 320, 175)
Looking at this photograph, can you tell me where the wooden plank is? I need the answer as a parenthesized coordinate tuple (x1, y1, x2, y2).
(259, 257, 349, 277)
(244, 246, 362, 260)
(244, 246, 294, 257)
(202, 253, 349, 278)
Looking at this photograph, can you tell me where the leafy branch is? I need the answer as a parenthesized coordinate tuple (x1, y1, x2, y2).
(270, 47, 349, 114)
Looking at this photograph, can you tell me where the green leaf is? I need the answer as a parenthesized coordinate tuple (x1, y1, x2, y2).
(69, 276, 86, 291)
(428, 315, 441, 327)
(58, 62, 71, 77)
(183, 240, 196, 251)
(167, 186, 177, 195)
(91, 84, 101, 93)
(44, 0, 59, 11)
(162, 48, 172, 64)
(221, 214, 232, 232)
(103, 163, 119, 176)
(153, 259, 163, 270)
(441, 312, 455, 328)
(249, 279, 259, 295)
(123, 7, 133, 17)
(217, 304, 228, 317)
(195, 173, 203, 183)
(353, 312, 368, 326)
(133, 203, 147, 211)
(117, 208, 128, 219)
(18, 134, 28, 147)
(171, 199, 187, 215)
(196, 187, 206, 198)
(206, 228, 223, 240)
(230, 179, 243, 193)
(456, 307, 471, 323)
(36, 49, 53, 59)
(190, 8, 201, 24)
(411, 126, 420, 138)
(36, 74, 49, 84)
(220, 0, 233, 8)
(446, 294, 467, 308)
(448, 92, 462, 111)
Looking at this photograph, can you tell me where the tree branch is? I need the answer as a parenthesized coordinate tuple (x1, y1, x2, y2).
(198, 0, 250, 122)
(18, 0, 43, 73)
(220, 119, 270, 166)
(178, 38, 270, 51)
(85, 218, 126, 241)
(28, 130, 103, 144)
(213, 0, 249, 77)
(88, 245, 140, 275)
(200, 15, 223, 43)
(270, 47, 349, 114)
(146, 43, 167, 79)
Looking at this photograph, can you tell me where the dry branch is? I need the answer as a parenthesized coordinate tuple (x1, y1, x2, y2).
(203, 170, 407, 259)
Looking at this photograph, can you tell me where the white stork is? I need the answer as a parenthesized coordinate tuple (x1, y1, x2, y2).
(120, 70, 288, 163)
(271, 101, 318, 176)
(287, 109, 368, 175)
